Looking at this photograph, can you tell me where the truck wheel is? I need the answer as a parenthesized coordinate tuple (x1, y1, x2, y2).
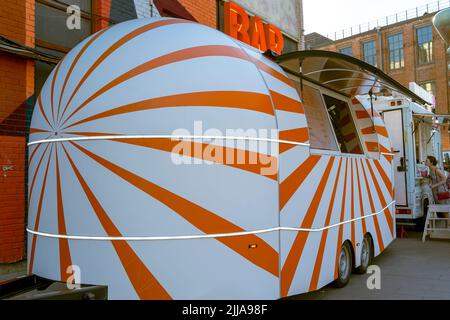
(355, 234, 373, 274)
(332, 242, 352, 288)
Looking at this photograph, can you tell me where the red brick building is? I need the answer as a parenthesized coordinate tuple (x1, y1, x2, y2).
(308, 12, 450, 150)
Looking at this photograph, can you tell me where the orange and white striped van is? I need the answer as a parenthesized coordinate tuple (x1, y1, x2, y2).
(27, 17, 405, 299)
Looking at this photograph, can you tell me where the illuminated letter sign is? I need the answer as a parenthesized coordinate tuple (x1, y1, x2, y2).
(224, 2, 285, 55)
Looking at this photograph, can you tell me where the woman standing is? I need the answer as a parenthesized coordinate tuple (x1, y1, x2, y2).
(426, 156, 450, 206)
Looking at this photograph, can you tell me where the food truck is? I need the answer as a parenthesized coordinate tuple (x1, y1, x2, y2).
(357, 93, 441, 229)
(3, 17, 429, 300)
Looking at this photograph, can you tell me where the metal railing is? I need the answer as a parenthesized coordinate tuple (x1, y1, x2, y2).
(311, 0, 450, 43)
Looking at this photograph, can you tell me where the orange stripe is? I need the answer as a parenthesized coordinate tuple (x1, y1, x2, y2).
(63, 91, 274, 130)
(29, 144, 53, 274)
(334, 158, 349, 278)
(61, 144, 171, 299)
(37, 95, 53, 130)
(377, 144, 393, 162)
(119, 138, 277, 181)
(355, 110, 371, 119)
(28, 144, 51, 207)
(50, 59, 64, 125)
(380, 144, 391, 153)
(109, 137, 277, 181)
(309, 158, 343, 291)
(269, 90, 304, 114)
(373, 160, 393, 198)
(359, 159, 384, 252)
(281, 157, 335, 297)
(350, 159, 355, 251)
(355, 159, 367, 235)
(60, 19, 190, 124)
(64, 131, 276, 181)
(279, 128, 309, 144)
(69, 141, 279, 277)
(279, 155, 321, 211)
(57, 28, 108, 124)
(30, 128, 51, 134)
(54, 146, 73, 281)
(62, 45, 253, 127)
(365, 141, 379, 152)
(365, 160, 394, 236)
(279, 128, 309, 154)
(250, 57, 292, 87)
(279, 143, 296, 154)
(357, 109, 380, 119)
(362, 126, 389, 138)
(28, 144, 42, 164)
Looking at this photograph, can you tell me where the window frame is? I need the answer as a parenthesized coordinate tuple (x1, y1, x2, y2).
(321, 93, 365, 156)
(339, 46, 353, 57)
(35, 0, 94, 54)
(362, 39, 377, 67)
(416, 25, 434, 66)
(301, 83, 342, 153)
(388, 32, 405, 71)
(286, 74, 367, 157)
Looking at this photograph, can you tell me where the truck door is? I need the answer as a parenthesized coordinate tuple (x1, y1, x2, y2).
(382, 109, 408, 206)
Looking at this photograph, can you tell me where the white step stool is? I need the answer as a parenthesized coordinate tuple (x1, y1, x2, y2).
(422, 204, 450, 242)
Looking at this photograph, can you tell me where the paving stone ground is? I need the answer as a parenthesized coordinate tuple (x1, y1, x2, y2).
(289, 232, 450, 300)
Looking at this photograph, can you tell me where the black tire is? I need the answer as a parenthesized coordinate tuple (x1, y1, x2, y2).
(332, 241, 353, 288)
(355, 234, 373, 274)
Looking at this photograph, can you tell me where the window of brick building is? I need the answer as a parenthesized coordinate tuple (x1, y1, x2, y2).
(36, 0, 93, 52)
(388, 33, 404, 70)
(363, 40, 377, 67)
(35, 1, 94, 94)
(417, 25, 433, 65)
(339, 46, 352, 56)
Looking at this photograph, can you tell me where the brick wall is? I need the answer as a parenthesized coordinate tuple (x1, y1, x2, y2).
(0, 0, 35, 263)
(0, 0, 35, 47)
(178, 0, 216, 28)
(0, 136, 26, 263)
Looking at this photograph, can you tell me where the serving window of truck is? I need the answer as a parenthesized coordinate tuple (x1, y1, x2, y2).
(299, 83, 364, 155)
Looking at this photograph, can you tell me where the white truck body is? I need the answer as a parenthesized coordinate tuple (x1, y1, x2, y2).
(358, 95, 442, 226)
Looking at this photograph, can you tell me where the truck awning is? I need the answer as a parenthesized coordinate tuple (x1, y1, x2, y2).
(411, 103, 435, 116)
(275, 50, 430, 106)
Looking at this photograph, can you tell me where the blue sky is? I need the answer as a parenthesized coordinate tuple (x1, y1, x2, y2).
(304, 0, 443, 36)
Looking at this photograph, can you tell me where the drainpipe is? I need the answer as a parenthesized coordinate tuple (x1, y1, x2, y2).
(433, 8, 450, 115)
(298, 0, 305, 50)
(377, 26, 384, 71)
